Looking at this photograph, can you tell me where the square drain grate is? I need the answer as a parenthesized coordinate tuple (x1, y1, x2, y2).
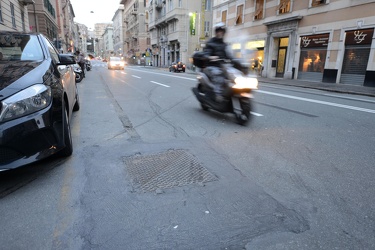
(123, 149, 217, 192)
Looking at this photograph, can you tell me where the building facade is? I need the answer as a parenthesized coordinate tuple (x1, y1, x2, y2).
(212, 0, 375, 87)
(76, 22, 88, 55)
(0, 0, 32, 32)
(26, 0, 58, 41)
(112, 4, 125, 58)
(94, 22, 111, 57)
(148, 0, 213, 67)
(121, 0, 150, 65)
(103, 25, 114, 60)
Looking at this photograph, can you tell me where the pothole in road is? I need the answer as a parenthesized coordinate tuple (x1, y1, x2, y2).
(123, 149, 217, 192)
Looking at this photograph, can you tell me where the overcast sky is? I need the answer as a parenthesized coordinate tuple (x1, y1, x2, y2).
(70, 0, 122, 30)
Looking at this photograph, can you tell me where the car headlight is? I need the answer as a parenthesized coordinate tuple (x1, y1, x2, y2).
(233, 76, 258, 89)
(0, 84, 52, 122)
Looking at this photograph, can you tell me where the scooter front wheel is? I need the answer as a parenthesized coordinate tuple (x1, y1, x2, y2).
(235, 98, 251, 125)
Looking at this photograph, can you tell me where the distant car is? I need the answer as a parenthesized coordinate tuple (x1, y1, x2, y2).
(169, 61, 186, 72)
(0, 31, 80, 170)
(108, 56, 125, 70)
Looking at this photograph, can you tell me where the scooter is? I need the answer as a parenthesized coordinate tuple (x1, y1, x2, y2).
(85, 59, 92, 71)
(73, 63, 83, 83)
(191, 57, 258, 125)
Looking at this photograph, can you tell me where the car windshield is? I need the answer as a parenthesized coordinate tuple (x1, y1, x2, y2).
(110, 57, 121, 61)
(0, 34, 44, 62)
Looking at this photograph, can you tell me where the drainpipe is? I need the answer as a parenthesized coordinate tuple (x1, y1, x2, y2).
(33, 2, 38, 32)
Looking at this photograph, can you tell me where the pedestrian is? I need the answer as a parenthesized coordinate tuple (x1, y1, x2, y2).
(76, 50, 86, 78)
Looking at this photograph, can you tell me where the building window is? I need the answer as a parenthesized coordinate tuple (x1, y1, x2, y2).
(254, 0, 264, 20)
(221, 10, 227, 24)
(204, 21, 210, 37)
(236, 5, 244, 25)
(11, 3, 16, 28)
(178, 0, 182, 8)
(168, 0, 173, 11)
(21, 11, 25, 31)
(205, 0, 212, 11)
(311, 0, 326, 7)
(278, 0, 291, 14)
(0, 2, 3, 23)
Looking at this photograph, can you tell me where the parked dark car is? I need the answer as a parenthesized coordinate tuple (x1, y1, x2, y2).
(0, 32, 80, 170)
(169, 61, 186, 72)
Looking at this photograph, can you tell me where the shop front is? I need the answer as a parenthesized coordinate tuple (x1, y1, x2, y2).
(341, 28, 374, 86)
(297, 33, 329, 82)
(230, 40, 265, 75)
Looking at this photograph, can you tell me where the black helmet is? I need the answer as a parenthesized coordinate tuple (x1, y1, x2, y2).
(214, 22, 226, 33)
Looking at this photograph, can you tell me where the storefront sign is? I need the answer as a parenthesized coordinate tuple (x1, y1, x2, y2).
(345, 28, 374, 45)
(300, 33, 329, 48)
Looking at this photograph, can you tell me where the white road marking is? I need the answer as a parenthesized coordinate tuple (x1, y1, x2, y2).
(251, 112, 264, 117)
(150, 81, 170, 88)
(322, 93, 375, 103)
(132, 75, 141, 78)
(256, 90, 375, 114)
(121, 72, 127, 74)
(129, 68, 196, 81)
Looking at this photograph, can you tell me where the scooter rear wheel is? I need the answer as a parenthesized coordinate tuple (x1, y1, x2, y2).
(201, 103, 209, 111)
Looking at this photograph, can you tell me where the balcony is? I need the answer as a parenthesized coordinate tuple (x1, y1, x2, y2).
(155, 0, 163, 10)
(18, 0, 34, 5)
(131, 8, 138, 15)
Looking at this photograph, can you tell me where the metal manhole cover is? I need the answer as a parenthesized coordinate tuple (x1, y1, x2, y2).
(123, 149, 217, 192)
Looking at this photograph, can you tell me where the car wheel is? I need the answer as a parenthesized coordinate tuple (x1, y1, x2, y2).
(58, 107, 73, 157)
(73, 84, 80, 112)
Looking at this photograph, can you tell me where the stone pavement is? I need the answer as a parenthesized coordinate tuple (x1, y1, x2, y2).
(151, 66, 375, 97)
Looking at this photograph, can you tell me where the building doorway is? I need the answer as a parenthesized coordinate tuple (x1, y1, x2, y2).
(276, 37, 289, 77)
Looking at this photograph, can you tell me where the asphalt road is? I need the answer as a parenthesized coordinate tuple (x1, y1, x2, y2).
(1, 60, 374, 250)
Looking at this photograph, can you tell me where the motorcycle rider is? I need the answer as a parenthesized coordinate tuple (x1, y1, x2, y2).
(203, 22, 233, 102)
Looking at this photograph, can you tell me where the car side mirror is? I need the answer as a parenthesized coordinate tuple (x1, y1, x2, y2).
(58, 54, 76, 65)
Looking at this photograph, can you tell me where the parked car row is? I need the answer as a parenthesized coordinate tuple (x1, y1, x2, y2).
(0, 31, 80, 171)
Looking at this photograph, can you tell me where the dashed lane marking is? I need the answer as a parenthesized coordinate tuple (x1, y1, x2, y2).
(150, 81, 170, 88)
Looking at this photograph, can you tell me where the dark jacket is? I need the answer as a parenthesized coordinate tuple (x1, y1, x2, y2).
(204, 37, 233, 60)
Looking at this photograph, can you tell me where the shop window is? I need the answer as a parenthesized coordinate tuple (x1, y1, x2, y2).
(299, 50, 326, 73)
(342, 48, 370, 75)
(254, 0, 264, 20)
(236, 5, 244, 25)
(278, 0, 291, 15)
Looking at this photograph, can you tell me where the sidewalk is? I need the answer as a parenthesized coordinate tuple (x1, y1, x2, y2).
(258, 77, 375, 97)
(150, 66, 375, 97)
